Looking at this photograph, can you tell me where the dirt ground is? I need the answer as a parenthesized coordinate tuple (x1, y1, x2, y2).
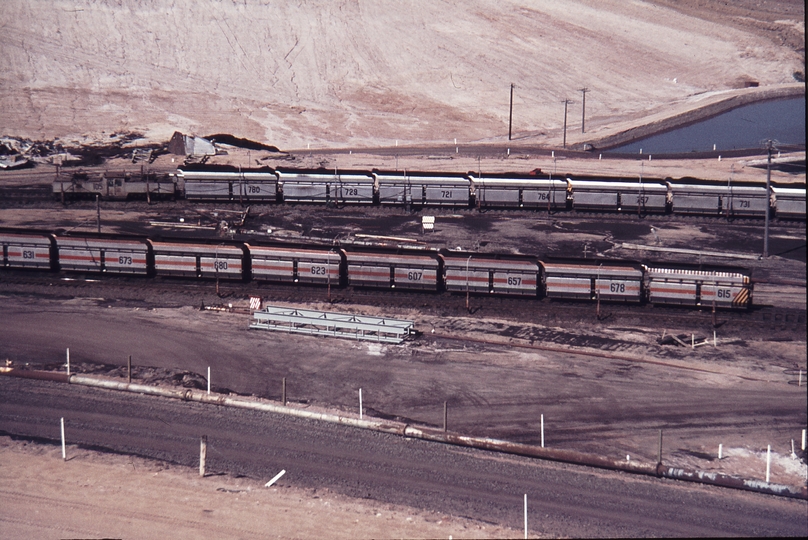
(1, 294, 806, 538)
(0, 435, 518, 540)
(0, 1, 803, 150)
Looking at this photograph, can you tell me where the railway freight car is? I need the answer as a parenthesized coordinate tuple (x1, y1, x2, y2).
(568, 179, 669, 214)
(277, 169, 375, 204)
(771, 186, 807, 219)
(470, 174, 569, 209)
(644, 264, 752, 308)
(0, 232, 54, 269)
(441, 252, 539, 296)
(345, 250, 440, 290)
(375, 172, 470, 207)
(179, 165, 277, 202)
(723, 185, 770, 217)
(247, 244, 343, 285)
(540, 259, 644, 302)
(149, 241, 245, 279)
(666, 182, 770, 217)
(54, 236, 149, 274)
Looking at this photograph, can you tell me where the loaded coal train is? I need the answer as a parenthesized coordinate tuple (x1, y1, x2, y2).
(1, 229, 753, 309)
(52, 165, 806, 219)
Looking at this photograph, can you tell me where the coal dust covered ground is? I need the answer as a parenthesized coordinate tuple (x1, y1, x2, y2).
(2, 374, 807, 539)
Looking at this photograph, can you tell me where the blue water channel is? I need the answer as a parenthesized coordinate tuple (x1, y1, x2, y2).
(608, 97, 805, 154)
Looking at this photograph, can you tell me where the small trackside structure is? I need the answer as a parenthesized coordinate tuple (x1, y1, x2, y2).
(250, 306, 415, 344)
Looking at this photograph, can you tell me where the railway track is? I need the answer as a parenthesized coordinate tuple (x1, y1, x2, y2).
(0, 190, 805, 228)
(1, 270, 804, 341)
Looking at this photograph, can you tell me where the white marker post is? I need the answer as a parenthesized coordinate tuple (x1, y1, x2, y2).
(359, 388, 363, 420)
(803, 429, 806, 452)
(60, 417, 66, 460)
(718, 444, 723, 460)
(200, 435, 207, 477)
(540, 414, 544, 448)
(524, 494, 528, 539)
(207, 366, 211, 395)
(765, 445, 771, 483)
(66, 348, 70, 377)
(265, 469, 286, 487)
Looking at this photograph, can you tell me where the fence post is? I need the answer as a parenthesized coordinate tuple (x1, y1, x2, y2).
(200, 435, 207, 477)
(541, 414, 545, 448)
(657, 429, 663, 464)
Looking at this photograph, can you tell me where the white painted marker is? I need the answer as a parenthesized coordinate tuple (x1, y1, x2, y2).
(61, 417, 66, 460)
(540, 414, 544, 448)
(265, 469, 286, 487)
(524, 494, 528, 539)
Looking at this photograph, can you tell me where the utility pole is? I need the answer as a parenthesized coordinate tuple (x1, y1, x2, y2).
(562, 99, 571, 148)
(579, 87, 589, 133)
(763, 139, 774, 258)
(508, 83, 515, 141)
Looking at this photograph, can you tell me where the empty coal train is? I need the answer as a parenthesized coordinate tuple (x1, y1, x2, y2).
(52, 165, 805, 219)
(2, 229, 753, 309)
